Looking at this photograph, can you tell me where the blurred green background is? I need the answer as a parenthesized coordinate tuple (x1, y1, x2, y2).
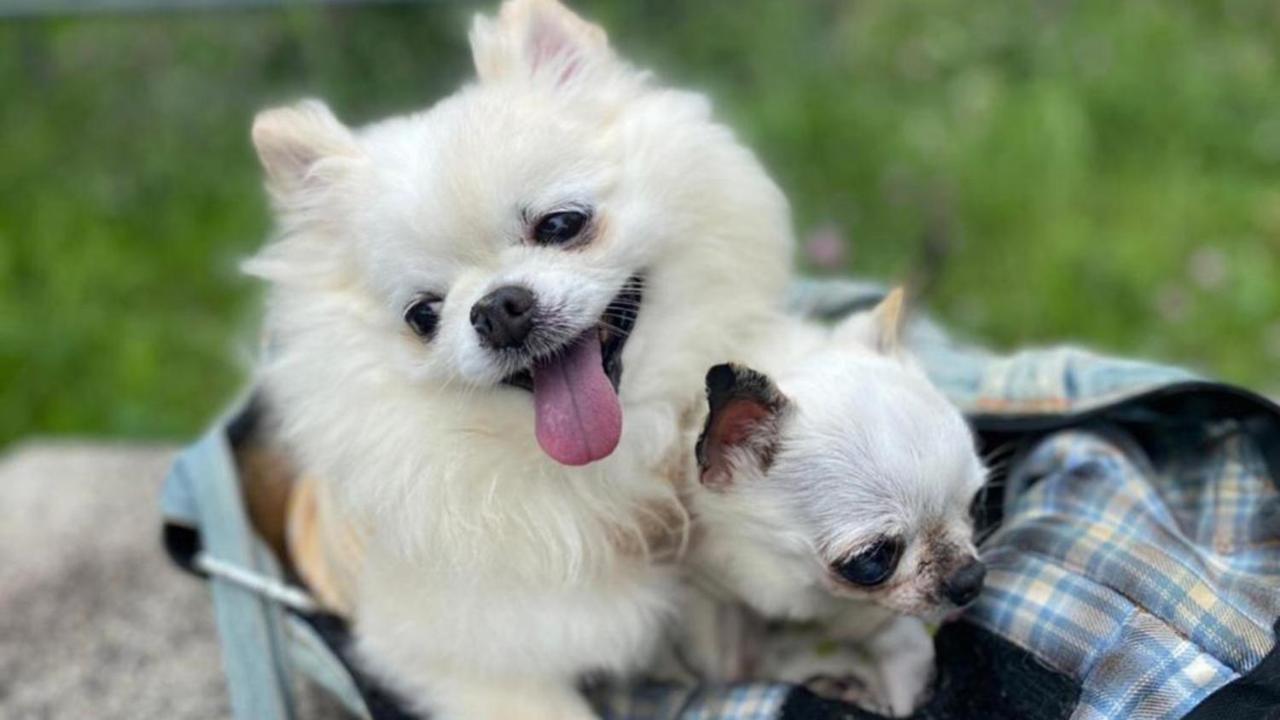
(1, 0, 1277, 449)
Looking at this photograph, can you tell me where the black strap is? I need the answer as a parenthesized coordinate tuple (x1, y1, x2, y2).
(779, 620, 1079, 720)
(297, 611, 424, 720)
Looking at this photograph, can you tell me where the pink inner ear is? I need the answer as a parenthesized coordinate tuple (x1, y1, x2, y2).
(529, 12, 584, 83)
(716, 400, 771, 448)
(702, 398, 770, 489)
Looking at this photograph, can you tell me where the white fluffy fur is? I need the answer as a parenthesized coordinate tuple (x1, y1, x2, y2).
(246, 1, 793, 717)
(680, 298, 987, 714)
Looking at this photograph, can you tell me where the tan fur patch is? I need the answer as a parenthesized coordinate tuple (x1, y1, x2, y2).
(236, 443, 298, 567)
(287, 476, 367, 616)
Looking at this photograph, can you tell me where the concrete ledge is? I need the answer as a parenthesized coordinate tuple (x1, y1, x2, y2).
(0, 441, 345, 719)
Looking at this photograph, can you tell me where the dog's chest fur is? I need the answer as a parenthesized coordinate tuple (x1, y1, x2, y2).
(273, 364, 701, 597)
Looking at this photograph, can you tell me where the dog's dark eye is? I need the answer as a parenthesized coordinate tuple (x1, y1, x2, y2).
(404, 296, 442, 338)
(834, 537, 903, 587)
(533, 211, 589, 246)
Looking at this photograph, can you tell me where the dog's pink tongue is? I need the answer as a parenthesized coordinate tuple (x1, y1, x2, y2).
(532, 334, 622, 466)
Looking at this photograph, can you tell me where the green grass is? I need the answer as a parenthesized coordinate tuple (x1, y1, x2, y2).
(2, 0, 1278, 448)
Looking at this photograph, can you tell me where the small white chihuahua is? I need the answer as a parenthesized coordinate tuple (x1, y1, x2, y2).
(678, 290, 988, 714)
(246, 0, 793, 717)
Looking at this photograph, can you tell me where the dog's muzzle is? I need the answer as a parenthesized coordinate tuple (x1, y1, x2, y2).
(499, 275, 645, 393)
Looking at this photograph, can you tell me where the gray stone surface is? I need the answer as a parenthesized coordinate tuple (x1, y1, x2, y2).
(0, 442, 347, 720)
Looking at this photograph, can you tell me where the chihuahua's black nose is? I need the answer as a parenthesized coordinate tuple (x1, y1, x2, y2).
(471, 285, 536, 349)
(943, 559, 986, 607)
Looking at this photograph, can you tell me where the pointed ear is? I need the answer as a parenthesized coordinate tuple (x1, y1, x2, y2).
(834, 286, 910, 356)
(251, 100, 359, 197)
(696, 364, 790, 490)
(872, 286, 907, 353)
(469, 0, 611, 86)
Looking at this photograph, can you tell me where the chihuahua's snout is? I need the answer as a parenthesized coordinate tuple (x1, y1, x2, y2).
(471, 285, 536, 349)
(942, 559, 986, 606)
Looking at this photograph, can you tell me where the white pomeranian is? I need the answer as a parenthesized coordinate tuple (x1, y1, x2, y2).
(244, 0, 793, 717)
(676, 290, 988, 714)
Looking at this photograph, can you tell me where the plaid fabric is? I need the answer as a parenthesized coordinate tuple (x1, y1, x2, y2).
(955, 386, 1279, 719)
(587, 682, 790, 720)
(900, 308, 1279, 720)
(912, 334, 1200, 417)
(969, 428, 1279, 719)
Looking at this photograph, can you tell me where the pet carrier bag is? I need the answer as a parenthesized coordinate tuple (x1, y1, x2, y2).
(162, 279, 1280, 720)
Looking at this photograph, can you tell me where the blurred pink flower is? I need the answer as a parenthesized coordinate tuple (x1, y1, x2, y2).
(804, 222, 850, 271)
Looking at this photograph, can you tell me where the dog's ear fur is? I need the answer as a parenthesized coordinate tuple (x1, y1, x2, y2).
(470, 0, 611, 86)
(251, 100, 360, 197)
(696, 364, 790, 490)
(834, 286, 909, 356)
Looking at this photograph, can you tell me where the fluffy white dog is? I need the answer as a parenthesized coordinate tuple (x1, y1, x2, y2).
(245, 0, 793, 717)
(676, 291, 988, 714)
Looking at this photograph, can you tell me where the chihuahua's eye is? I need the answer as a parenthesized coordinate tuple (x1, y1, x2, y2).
(533, 210, 589, 246)
(835, 538, 903, 587)
(404, 296, 442, 338)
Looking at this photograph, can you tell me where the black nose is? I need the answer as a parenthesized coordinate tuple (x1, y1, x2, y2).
(943, 559, 986, 607)
(470, 285, 536, 349)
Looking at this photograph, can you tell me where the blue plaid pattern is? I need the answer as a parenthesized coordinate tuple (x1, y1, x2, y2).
(961, 403, 1279, 718)
(588, 682, 790, 720)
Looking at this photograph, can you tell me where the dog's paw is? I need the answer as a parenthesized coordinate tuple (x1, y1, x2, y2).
(803, 673, 893, 715)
